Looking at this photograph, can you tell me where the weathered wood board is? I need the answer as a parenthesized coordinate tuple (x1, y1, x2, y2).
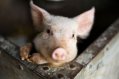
(75, 24, 119, 79)
(0, 49, 41, 79)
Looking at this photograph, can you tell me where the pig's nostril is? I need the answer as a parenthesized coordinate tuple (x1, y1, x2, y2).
(54, 53, 59, 57)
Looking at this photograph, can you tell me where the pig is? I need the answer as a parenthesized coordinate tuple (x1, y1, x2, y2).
(20, 0, 95, 67)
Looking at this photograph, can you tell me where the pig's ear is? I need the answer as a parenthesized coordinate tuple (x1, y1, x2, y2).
(74, 7, 95, 39)
(30, 0, 51, 31)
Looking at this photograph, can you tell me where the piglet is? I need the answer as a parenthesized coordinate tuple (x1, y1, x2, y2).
(20, 0, 95, 67)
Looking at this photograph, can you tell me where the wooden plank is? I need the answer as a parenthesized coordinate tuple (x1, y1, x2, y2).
(74, 25, 119, 79)
(0, 49, 40, 79)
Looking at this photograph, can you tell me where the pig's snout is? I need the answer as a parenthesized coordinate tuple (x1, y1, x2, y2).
(52, 48, 67, 61)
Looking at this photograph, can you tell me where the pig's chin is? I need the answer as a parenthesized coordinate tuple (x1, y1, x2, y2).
(40, 49, 66, 64)
(50, 61, 66, 67)
(49, 52, 76, 66)
(39, 48, 77, 66)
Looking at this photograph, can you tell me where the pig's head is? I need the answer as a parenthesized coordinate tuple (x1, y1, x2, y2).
(30, 1, 95, 66)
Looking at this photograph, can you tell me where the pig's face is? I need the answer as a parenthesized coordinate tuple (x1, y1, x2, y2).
(34, 16, 79, 65)
(30, 1, 95, 66)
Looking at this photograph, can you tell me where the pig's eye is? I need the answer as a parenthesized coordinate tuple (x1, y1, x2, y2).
(46, 29, 53, 35)
(72, 34, 75, 38)
(46, 29, 51, 34)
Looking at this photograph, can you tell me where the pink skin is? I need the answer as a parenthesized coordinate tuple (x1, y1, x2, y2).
(52, 48, 67, 61)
